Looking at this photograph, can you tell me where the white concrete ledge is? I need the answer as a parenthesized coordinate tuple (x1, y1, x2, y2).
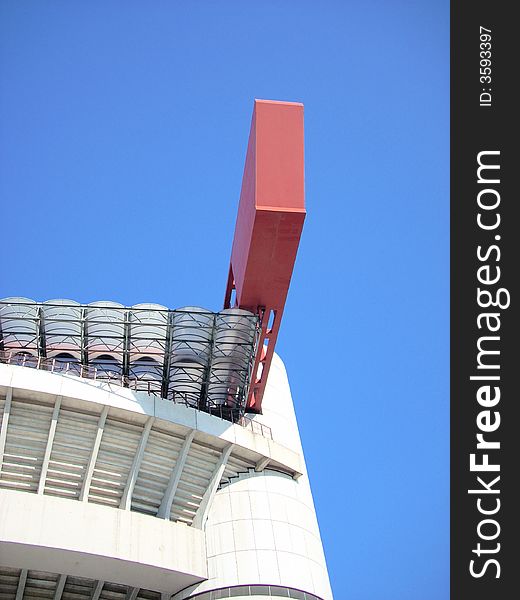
(0, 364, 303, 477)
(0, 489, 207, 593)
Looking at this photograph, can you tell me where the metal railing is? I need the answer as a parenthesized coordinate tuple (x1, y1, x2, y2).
(0, 298, 261, 424)
(0, 350, 272, 440)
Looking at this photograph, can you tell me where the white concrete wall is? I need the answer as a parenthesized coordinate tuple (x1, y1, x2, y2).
(0, 354, 332, 599)
(0, 489, 207, 594)
(175, 354, 333, 600)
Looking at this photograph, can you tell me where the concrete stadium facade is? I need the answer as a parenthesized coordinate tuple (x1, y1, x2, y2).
(0, 351, 332, 599)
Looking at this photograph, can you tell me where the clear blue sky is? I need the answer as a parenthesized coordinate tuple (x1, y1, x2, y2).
(0, 2, 449, 598)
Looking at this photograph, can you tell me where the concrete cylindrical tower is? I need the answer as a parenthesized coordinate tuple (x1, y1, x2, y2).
(175, 353, 332, 600)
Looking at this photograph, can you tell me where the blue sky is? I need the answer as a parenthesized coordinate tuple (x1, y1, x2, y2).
(0, 2, 449, 598)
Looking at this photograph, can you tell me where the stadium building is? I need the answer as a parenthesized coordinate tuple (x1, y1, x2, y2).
(0, 100, 333, 600)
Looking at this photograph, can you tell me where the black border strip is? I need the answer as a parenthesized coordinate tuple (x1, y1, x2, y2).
(451, 2, 518, 598)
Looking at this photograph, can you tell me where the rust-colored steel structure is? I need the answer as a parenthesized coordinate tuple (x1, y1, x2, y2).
(224, 99, 306, 412)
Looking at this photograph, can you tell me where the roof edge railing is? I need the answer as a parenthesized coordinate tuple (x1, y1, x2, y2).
(0, 299, 263, 430)
(0, 349, 272, 440)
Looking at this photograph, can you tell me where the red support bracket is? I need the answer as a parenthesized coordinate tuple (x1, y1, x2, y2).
(224, 99, 306, 412)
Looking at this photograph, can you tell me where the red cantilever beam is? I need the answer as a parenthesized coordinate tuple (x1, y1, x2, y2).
(224, 99, 305, 412)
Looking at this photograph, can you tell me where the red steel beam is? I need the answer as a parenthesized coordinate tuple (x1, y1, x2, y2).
(224, 99, 305, 412)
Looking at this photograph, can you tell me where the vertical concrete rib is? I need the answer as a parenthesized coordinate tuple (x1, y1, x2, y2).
(90, 580, 104, 600)
(38, 395, 62, 494)
(157, 429, 195, 519)
(79, 405, 109, 502)
(53, 574, 67, 600)
(0, 387, 12, 478)
(126, 588, 139, 600)
(254, 456, 270, 472)
(15, 569, 28, 600)
(192, 443, 233, 529)
(120, 416, 154, 510)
